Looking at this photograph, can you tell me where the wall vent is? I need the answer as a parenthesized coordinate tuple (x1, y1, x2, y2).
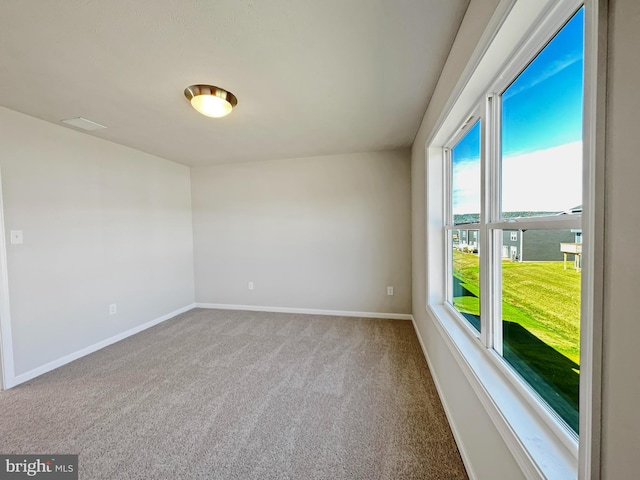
(61, 117, 107, 131)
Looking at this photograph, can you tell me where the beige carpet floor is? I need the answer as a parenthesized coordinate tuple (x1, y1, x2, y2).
(0, 308, 467, 479)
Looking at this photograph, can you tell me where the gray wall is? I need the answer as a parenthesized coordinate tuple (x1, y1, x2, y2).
(0, 107, 195, 376)
(601, 0, 640, 476)
(522, 230, 575, 261)
(191, 150, 412, 314)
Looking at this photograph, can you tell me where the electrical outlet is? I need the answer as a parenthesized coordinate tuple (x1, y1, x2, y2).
(248, 282, 254, 290)
(109, 304, 117, 315)
(10, 230, 23, 245)
(387, 286, 394, 296)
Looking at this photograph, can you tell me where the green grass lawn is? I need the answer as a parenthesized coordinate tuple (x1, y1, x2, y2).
(452, 250, 581, 431)
(453, 250, 580, 363)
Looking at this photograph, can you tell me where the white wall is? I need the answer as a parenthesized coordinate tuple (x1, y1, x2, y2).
(601, 0, 640, 477)
(411, 0, 525, 478)
(0, 107, 195, 378)
(191, 150, 411, 314)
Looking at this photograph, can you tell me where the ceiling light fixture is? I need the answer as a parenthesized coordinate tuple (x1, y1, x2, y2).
(184, 84, 237, 118)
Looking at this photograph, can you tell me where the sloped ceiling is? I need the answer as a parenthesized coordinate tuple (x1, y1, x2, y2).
(0, 0, 469, 166)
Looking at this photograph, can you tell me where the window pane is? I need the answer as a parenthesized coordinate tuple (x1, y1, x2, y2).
(501, 8, 584, 218)
(501, 229, 581, 432)
(451, 229, 480, 332)
(452, 120, 481, 225)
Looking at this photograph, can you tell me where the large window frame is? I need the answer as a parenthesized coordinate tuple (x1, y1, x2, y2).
(424, 0, 605, 478)
(444, 2, 585, 435)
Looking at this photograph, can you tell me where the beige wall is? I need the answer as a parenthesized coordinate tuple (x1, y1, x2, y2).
(191, 150, 412, 314)
(411, 0, 525, 478)
(601, 0, 640, 477)
(0, 107, 195, 377)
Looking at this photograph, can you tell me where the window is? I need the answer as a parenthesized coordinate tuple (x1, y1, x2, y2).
(426, 0, 603, 476)
(448, 120, 482, 332)
(445, 3, 584, 436)
(434, 2, 591, 471)
(501, 228, 581, 431)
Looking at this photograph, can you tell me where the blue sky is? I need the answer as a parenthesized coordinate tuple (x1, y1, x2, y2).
(452, 121, 481, 217)
(502, 7, 584, 156)
(452, 7, 584, 215)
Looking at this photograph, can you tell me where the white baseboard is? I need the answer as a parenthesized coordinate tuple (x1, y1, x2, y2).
(9, 303, 196, 388)
(410, 315, 478, 480)
(5, 302, 408, 389)
(195, 303, 413, 320)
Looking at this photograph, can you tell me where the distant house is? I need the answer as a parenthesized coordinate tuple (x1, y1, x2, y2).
(453, 206, 583, 261)
(453, 228, 582, 262)
(502, 230, 580, 262)
(452, 228, 479, 253)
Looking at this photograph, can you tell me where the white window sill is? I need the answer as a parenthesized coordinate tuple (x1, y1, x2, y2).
(426, 304, 578, 480)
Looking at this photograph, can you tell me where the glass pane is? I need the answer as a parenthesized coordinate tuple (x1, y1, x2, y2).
(452, 120, 481, 225)
(451, 229, 480, 332)
(501, 229, 581, 432)
(501, 8, 584, 218)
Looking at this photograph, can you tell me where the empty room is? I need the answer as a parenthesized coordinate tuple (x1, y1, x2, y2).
(0, 0, 638, 479)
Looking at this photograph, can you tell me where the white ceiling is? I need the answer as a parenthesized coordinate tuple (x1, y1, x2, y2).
(0, 0, 468, 167)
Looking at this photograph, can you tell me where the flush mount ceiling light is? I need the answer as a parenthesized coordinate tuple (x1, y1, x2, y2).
(184, 84, 238, 118)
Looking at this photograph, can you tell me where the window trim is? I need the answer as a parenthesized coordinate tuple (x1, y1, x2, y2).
(445, 107, 484, 337)
(577, 0, 606, 477)
(423, 0, 605, 478)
